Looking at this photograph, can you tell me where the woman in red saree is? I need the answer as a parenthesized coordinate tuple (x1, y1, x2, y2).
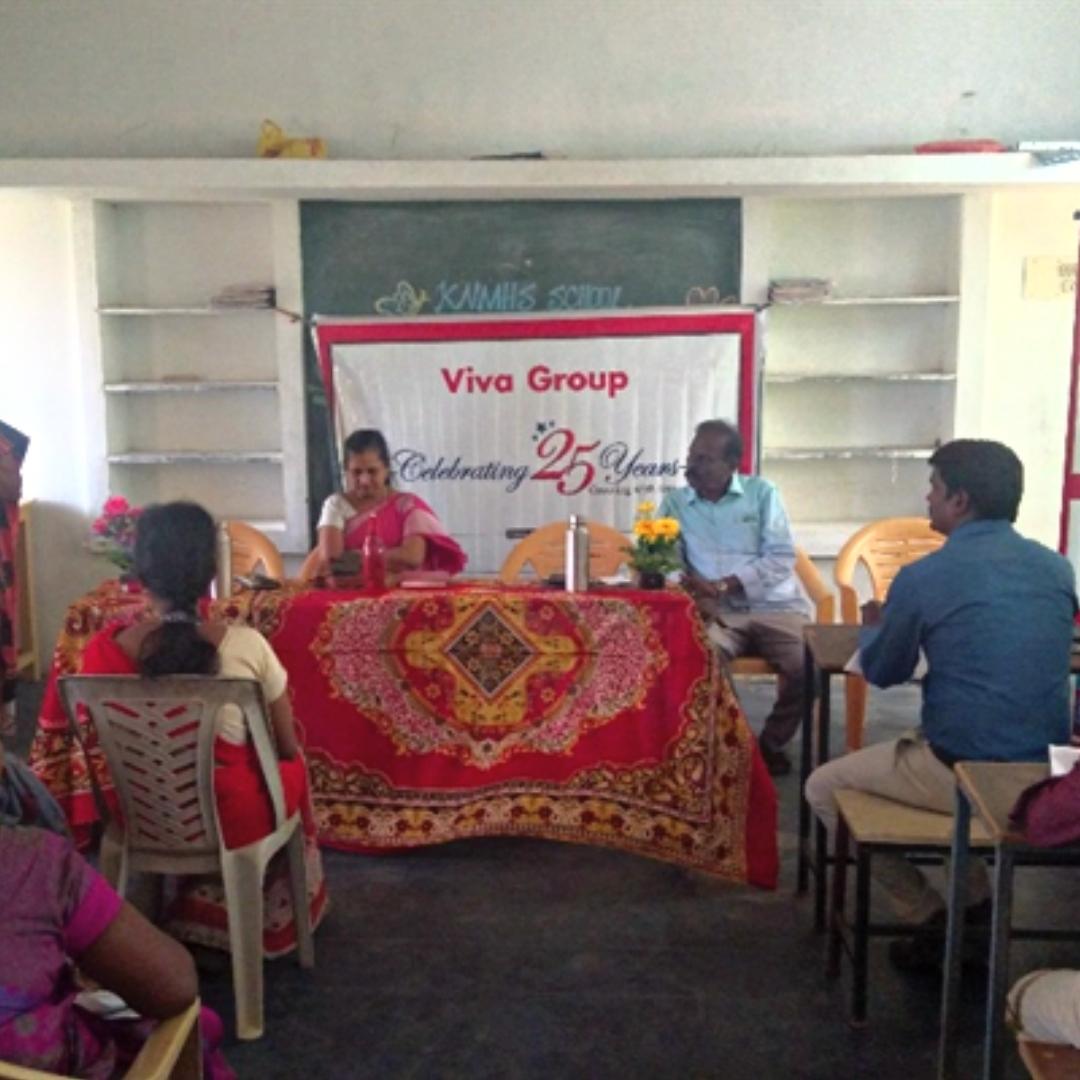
(49, 501, 327, 958)
(316, 428, 466, 577)
(0, 420, 28, 721)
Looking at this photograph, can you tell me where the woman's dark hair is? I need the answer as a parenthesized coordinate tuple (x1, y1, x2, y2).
(928, 439, 1023, 523)
(343, 429, 391, 470)
(134, 501, 220, 676)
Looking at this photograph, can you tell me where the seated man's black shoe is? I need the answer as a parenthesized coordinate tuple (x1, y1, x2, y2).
(889, 909, 947, 973)
(959, 899, 994, 969)
(760, 744, 791, 777)
(890, 902, 995, 973)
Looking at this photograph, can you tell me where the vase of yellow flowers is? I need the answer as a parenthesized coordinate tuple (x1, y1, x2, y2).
(625, 501, 682, 589)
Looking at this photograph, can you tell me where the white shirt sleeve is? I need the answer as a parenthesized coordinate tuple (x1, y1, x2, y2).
(317, 493, 351, 531)
(214, 627, 289, 744)
(1010, 970, 1080, 1046)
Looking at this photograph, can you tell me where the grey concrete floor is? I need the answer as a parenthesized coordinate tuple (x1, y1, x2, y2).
(11, 678, 1080, 1078)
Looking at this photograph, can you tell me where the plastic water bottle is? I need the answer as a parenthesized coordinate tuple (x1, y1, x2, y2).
(362, 533, 387, 592)
(565, 514, 590, 593)
(212, 521, 232, 599)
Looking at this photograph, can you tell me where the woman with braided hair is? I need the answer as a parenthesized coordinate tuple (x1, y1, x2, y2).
(56, 501, 327, 957)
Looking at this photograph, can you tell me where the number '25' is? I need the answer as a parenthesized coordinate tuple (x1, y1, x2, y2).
(532, 429, 599, 497)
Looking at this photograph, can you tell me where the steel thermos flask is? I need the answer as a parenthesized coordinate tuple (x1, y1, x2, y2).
(213, 521, 233, 599)
(565, 514, 590, 593)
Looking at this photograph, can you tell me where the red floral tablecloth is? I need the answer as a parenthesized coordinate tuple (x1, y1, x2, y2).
(31, 581, 778, 888)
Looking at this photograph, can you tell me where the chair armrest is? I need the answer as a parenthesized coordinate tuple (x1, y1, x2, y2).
(795, 549, 835, 625)
(125, 999, 201, 1080)
(0, 1000, 200, 1079)
(0, 1061, 61, 1079)
(837, 582, 861, 626)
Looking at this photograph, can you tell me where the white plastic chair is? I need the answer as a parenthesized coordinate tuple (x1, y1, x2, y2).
(58, 675, 314, 1041)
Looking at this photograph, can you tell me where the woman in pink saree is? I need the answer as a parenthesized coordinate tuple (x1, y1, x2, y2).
(0, 813, 233, 1078)
(316, 428, 467, 576)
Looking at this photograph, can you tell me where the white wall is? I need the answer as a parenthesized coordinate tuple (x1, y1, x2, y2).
(0, 0, 1078, 649)
(980, 191, 1079, 545)
(1, 0, 1078, 160)
(0, 196, 106, 665)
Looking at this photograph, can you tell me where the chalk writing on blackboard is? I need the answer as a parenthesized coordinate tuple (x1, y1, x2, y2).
(546, 284, 623, 310)
(433, 280, 537, 313)
(373, 279, 626, 316)
(685, 285, 738, 305)
(374, 281, 430, 316)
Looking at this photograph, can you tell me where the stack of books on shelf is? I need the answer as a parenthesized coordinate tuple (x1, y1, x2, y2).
(211, 283, 276, 309)
(768, 278, 833, 304)
(1018, 141, 1080, 166)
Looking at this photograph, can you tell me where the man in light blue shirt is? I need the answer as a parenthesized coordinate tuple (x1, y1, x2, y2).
(806, 439, 1076, 971)
(661, 419, 809, 776)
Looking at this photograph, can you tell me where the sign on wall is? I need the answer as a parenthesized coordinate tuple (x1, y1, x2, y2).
(315, 310, 758, 572)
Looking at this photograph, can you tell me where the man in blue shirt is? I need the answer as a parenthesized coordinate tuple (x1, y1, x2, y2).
(806, 439, 1076, 969)
(661, 419, 810, 776)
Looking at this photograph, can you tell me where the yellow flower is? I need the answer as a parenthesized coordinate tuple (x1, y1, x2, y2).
(633, 518, 657, 540)
(636, 500, 656, 516)
(653, 517, 681, 540)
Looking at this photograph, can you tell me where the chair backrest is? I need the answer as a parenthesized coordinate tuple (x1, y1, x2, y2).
(227, 521, 285, 581)
(57, 675, 286, 866)
(499, 521, 630, 583)
(833, 516, 944, 624)
(297, 548, 323, 583)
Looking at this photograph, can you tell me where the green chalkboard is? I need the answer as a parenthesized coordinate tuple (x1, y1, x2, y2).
(298, 199, 741, 534)
(299, 199, 741, 316)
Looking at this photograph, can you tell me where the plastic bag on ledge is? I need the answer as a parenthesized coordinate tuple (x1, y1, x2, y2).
(257, 119, 327, 159)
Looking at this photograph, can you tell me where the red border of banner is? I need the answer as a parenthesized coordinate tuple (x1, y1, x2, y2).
(314, 311, 759, 474)
(1060, 231, 1080, 554)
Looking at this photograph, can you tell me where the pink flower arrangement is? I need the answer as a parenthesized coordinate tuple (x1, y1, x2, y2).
(88, 495, 143, 572)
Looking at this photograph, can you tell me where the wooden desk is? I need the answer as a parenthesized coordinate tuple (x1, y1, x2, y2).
(798, 626, 1080, 931)
(938, 763, 1080, 1080)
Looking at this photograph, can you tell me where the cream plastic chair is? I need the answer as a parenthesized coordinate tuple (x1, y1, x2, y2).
(58, 676, 314, 1041)
(499, 521, 630, 583)
(728, 547, 835, 677)
(225, 521, 285, 582)
(833, 516, 944, 750)
(0, 999, 202, 1079)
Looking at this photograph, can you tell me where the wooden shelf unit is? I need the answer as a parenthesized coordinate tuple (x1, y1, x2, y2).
(744, 196, 968, 557)
(73, 200, 308, 551)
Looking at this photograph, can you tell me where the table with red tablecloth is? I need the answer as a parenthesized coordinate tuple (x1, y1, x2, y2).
(30, 580, 778, 888)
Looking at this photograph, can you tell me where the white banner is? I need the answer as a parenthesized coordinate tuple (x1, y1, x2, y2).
(320, 312, 757, 573)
